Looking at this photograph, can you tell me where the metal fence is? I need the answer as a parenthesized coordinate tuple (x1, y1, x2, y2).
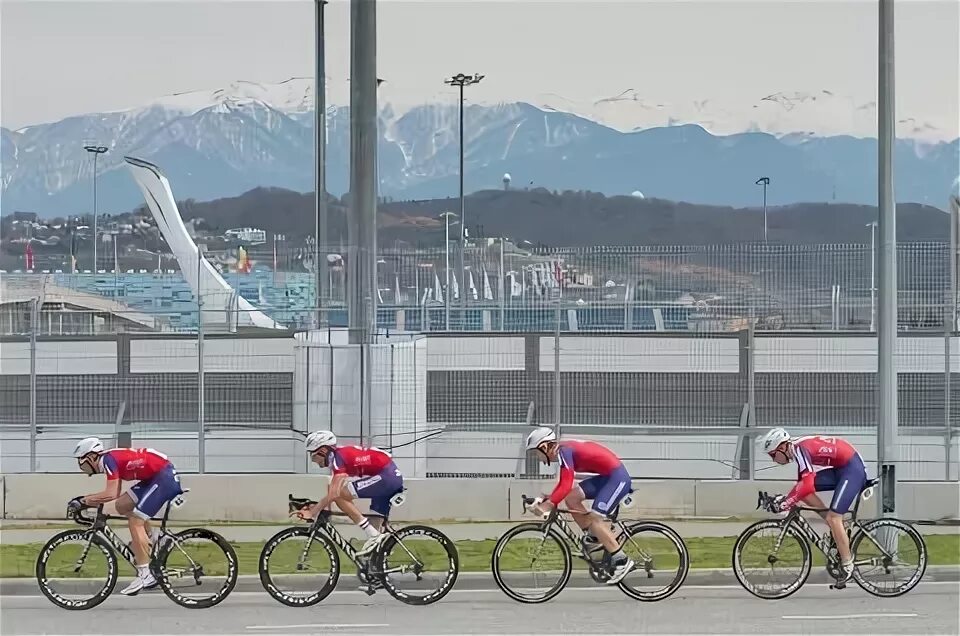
(1, 241, 954, 334)
(1, 317, 957, 481)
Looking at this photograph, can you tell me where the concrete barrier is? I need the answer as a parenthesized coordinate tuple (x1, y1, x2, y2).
(2, 474, 956, 522)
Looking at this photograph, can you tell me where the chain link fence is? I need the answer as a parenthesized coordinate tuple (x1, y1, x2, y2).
(1, 239, 957, 480)
(1, 241, 953, 333)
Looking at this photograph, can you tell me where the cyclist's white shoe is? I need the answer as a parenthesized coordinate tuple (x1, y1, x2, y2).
(606, 558, 635, 585)
(839, 560, 855, 583)
(120, 572, 156, 596)
(355, 533, 388, 557)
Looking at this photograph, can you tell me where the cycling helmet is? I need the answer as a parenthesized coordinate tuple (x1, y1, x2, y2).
(73, 437, 104, 458)
(760, 428, 791, 455)
(305, 430, 337, 452)
(525, 427, 557, 451)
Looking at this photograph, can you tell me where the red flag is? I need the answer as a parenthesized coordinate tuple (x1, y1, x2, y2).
(25, 242, 34, 270)
(553, 260, 563, 286)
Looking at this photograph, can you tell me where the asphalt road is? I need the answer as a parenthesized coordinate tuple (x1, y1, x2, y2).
(2, 583, 958, 635)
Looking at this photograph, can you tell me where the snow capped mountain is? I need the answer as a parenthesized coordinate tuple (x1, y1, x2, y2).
(538, 88, 955, 144)
(1, 79, 957, 216)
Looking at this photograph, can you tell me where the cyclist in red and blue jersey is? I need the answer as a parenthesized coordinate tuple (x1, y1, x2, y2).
(525, 427, 635, 585)
(298, 431, 404, 556)
(761, 428, 868, 583)
(71, 437, 183, 595)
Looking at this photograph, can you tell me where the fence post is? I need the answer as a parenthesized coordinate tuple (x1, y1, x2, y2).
(947, 198, 958, 480)
(29, 298, 38, 472)
(197, 253, 206, 474)
(553, 300, 561, 432)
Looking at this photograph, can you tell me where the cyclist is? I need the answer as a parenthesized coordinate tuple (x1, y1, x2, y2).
(525, 427, 635, 585)
(761, 428, 868, 584)
(71, 437, 183, 595)
(298, 431, 403, 556)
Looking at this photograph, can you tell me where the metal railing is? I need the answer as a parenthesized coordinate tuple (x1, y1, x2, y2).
(1, 315, 957, 480)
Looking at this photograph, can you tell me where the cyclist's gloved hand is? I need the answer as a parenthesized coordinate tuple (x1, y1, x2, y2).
(770, 494, 786, 513)
(67, 496, 85, 512)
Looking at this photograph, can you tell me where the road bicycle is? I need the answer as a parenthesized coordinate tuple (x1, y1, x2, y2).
(36, 490, 239, 610)
(491, 492, 689, 603)
(258, 493, 459, 606)
(732, 478, 927, 599)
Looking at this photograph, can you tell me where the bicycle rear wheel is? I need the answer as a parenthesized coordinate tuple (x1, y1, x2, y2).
(617, 521, 689, 601)
(851, 518, 927, 597)
(258, 526, 341, 607)
(732, 519, 812, 600)
(376, 524, 459, 606)
(155, 528, 239, 609)
(35, 530, 118, 611)
(491, 523, 572, 604)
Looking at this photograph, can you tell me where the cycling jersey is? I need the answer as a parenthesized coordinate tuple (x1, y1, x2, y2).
(782, 436, 863, 511)
(330, 446, 394, 478)
(549, 440, 624, 506)
(102, 448, 172, 482)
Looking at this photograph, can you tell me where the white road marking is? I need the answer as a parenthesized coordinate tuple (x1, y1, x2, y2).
(246, 625, 389, 631)
(782, 613, 918, 620)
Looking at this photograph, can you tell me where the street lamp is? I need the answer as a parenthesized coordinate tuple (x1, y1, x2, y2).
(444, 72, 485, 306)
(439, 211, 458, 329)
(84, 144, 108, 272)
(755, 176, 770, 243)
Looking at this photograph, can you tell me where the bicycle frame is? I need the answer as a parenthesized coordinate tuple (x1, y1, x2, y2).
(766, 492, 901, 569)
(292, 503, 423, 581)
(71, 500, 186, 573)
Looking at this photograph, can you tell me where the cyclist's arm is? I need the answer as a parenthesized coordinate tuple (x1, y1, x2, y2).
(547, 448, 576, 506)
(313, 472, 349, 513)
(780, 471, 815, 510)
(83, 476, 123, 505)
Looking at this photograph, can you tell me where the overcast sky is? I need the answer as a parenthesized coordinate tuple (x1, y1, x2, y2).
(2, 0, 958, 137)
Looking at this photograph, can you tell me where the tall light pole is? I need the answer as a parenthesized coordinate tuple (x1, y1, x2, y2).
(444, 72, 484, 309)
(867, 221, 877, 331)
(315, 0, 328, 327)
(876, 0, 898, 519)
(755, 176, 770, 243)
(84, 145, 108, 272)
(440, 211, 457, 329)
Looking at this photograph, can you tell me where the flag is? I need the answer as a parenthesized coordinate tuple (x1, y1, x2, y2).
(468, 270, 478, 300)
(508, 271, 523, 297)
(25, 242, 34, 270)
(482, 267, 494, 301)
(394, 274, 402, 304)
(451, 271, 460, 300)
(238, 245, 251, 273)
(434, 273, 444, 304)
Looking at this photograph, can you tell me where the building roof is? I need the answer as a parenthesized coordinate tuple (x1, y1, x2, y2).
(0, 274, 159, 330)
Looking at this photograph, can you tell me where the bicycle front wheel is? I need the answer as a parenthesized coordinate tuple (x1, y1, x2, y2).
(617, 521, 689, 602)
(851, 518, 927, 597)
(491, 523, 572, 604)
(732, 519, 812, 600)
(258, 526, 341, 607)
(35, 530, 118, 611)
(376, 524, 459, 606)
(155, 528, 239, 609)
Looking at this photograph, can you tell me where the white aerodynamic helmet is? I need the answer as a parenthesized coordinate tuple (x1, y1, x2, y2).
(305, 430, 337, 452)
(760, 428, 791, 455)
(73, 437, 104, 458)
(525, 427, 557, 451)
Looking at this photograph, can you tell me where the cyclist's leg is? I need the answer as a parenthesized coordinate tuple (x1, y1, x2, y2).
(587, 467, 631, 554)
(567, 477, 605, 532)
(335, 466, 403, 547)
(120, 465, 181, 593)
(587, 466, 634, 583)
(825, 457, 867, 570)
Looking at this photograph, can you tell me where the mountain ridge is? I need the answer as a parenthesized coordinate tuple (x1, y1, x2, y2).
(2, 79, 957, 216)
